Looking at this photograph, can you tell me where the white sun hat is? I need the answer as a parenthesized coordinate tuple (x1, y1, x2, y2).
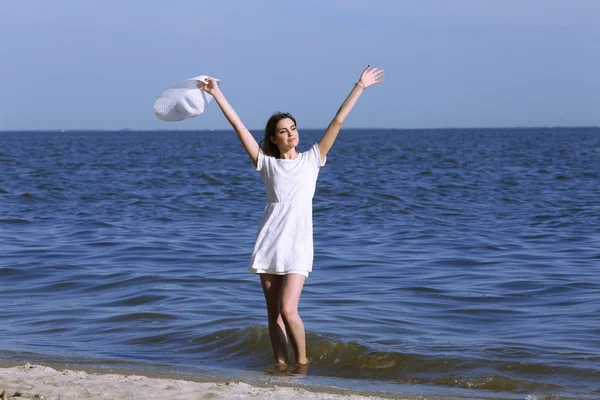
(154, 75, 220, 122)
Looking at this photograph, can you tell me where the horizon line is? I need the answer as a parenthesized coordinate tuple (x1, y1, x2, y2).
(1, 125, 599, 133)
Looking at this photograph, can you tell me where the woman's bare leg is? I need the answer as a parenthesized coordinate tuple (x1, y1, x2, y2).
(260, 274, 288, 365)
(280, 273, 308, 364)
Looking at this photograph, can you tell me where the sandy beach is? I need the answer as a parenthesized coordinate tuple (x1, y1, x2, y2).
(0, 364, 435, 400)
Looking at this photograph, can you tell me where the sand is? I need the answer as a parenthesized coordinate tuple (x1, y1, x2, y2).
(0, 364, 426, 400)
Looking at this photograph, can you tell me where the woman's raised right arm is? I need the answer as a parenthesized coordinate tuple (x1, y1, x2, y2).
(198, 78, 259, 166)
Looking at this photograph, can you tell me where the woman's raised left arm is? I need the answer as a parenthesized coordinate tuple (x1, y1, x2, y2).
(317, 65, 384, 161)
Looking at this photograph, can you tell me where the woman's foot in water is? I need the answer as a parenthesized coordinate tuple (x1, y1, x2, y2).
(266, 362, 289, 375)
(294, 361, 309, 375)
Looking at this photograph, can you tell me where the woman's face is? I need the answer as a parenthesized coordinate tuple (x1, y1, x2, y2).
(270, 118, 298, 151)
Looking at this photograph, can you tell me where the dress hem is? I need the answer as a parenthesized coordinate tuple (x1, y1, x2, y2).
(249, 269, 309, 278)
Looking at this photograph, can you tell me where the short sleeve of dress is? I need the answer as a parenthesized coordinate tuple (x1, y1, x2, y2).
(254, 148, 265, 171)
(312, 143, 326, 168)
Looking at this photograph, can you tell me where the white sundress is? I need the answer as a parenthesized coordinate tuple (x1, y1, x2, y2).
(248, 143, 326, 278)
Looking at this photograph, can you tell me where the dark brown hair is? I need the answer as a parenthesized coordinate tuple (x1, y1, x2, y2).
(260, 112, 297, 158)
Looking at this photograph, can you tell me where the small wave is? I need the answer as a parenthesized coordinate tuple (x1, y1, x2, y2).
(103, 312, 179, 323)
(432, 258, 498, 267)
(86, 241, 120, 247)
(0, 267, 26, 278)
(404, 286, 445, 294)
(154, 217, 174, 222)
(87, 275, 157, 292)
(85, 221, 115, 228)
(91, 163, 116, 167)
(35, 184, 65, 191)
(194, 172, 226, 186)
(98, 294, 168, 307)
(501, 177, 519, 185)
(18, 192, 44, 201)
(432, 375, 561, 392)
(36, 281, 85, 293)
(175, 327, 579, 394)
(0, 218, 30, 224)
(436, 184, 467, 189)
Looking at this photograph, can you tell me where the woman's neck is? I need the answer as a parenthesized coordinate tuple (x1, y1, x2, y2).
(279, 148, 298, 160)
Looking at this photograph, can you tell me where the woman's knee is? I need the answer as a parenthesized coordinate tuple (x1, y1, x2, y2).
(281, 304, 300, 322)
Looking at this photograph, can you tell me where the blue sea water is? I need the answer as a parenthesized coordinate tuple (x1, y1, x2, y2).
(1, 128, 599, 399)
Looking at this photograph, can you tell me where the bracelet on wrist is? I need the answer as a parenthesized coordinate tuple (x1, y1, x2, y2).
(355, 82, 365, 90)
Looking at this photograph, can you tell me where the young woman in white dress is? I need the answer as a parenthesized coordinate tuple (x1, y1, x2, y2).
(198, 65, 384, 368)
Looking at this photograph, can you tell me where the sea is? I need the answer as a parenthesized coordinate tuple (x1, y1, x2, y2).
(1, 128, 599, 399)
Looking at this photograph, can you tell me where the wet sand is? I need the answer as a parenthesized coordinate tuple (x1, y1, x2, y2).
(0, 363, 442, 400)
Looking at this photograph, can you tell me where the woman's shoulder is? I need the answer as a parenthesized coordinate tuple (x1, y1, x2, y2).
(301, 143, 320, 155)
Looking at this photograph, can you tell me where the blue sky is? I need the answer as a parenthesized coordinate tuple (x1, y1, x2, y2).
(1, 0, 598, 130)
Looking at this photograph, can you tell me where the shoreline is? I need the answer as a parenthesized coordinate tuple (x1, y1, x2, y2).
(0, 362, 495, 400)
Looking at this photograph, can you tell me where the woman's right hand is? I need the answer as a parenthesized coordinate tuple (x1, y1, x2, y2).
(197, 77, 221, 96)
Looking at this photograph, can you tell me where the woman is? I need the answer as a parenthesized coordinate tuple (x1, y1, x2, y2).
(197, 65, 384, 367)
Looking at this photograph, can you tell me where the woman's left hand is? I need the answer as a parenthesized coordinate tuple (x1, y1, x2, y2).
(357, 65, 385, 89)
